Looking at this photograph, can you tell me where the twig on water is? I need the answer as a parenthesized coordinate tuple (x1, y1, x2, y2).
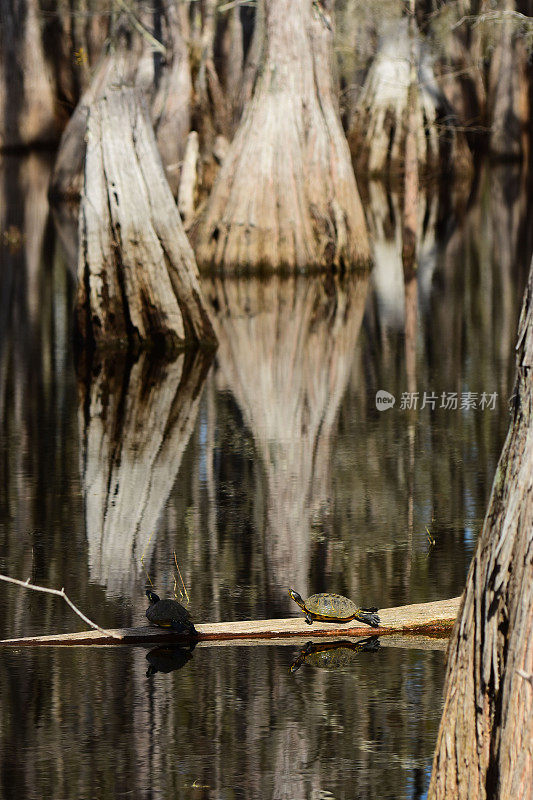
(0, 573, 122, 640)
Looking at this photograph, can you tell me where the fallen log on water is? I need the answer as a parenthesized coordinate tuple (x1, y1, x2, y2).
(0, 597, 460, 648)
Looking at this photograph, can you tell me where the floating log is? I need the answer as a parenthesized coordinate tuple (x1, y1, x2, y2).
(0, 597, 460, 648)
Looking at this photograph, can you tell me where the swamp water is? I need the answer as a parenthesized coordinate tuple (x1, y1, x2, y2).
(0, 154, 531, 799)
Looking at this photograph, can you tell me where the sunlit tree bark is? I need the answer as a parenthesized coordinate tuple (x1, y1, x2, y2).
(193, 0, 370, 272)
(428, 258, 533, 799)
(51, 0, 192, 198)
(76, 88, 216, 351)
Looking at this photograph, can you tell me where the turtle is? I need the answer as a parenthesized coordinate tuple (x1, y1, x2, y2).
(145, 589, 197, 636)
(146, 642, 196, 677)
(289, 636, 380, 672)
(288, 589, 380, 628)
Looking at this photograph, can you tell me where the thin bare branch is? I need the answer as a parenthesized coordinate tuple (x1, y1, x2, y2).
(0, 573, 123, 640)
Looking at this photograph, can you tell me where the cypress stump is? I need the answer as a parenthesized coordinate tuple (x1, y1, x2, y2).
(192, 0, 370, 273)
(76, 88, 216, 351)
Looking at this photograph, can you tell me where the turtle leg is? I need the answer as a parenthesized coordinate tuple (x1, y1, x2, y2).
(305, 612, 313, 625)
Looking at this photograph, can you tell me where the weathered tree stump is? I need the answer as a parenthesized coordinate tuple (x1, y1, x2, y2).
(76, 88, 216, 351)
(192, 0, 370, 273)
(428, 258, 533, 798)
(349, 17, 472, 181)
(50, 0, 192, 199)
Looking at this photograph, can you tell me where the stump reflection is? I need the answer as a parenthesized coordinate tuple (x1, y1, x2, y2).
(204, 274, 370, 595)
(77, 347, 212, 595)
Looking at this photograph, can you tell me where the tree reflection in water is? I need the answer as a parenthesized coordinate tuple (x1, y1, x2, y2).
(0, 154, 531, 800)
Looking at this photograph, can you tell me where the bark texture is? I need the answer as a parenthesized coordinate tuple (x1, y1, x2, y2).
(76, 88, 216, 350)
(193, 0, 370, 273)
(0, 0, 59, 148)
(428, 259, 533, 799)
(349, 17, 472, 181)
(50, 0, 191, 198)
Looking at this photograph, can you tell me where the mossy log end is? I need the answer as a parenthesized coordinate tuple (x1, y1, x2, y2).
(0, 597, 461, 647)
(76, 88, 216, 352)
(192, 0, 370, 274)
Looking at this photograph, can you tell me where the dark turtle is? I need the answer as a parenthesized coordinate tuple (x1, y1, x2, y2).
(288, 589, 380, 628)
(290, 636, 380, 672)
(146, 642, 196, 677)
(145, 590, 197, 636)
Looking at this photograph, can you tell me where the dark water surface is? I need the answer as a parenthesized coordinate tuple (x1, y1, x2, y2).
(0, 153, 531, 799)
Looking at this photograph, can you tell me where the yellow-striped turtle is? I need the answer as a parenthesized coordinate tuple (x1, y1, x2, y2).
(289, 636, 380, 672)
(145, 590, 197, 636)
(288, 589, 380, 627)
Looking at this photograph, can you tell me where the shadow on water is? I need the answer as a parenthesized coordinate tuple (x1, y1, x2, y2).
(0, 152, 531, 800)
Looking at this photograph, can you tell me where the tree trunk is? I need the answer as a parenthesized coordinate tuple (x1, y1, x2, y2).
(76, 88, 216, 351)
(0, 0, 59, 148)
(428, 259, 533, 798)
(423, 0, 486, 147)
(349, 16, 472, 182)
(488, 0, 529, 159)
(50, 0, 192, 199)
(192, 0, 370, 273)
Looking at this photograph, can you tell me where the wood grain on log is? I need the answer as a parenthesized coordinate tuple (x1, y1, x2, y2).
(0, 597, 460, 647)
(76, 88, 216, 351)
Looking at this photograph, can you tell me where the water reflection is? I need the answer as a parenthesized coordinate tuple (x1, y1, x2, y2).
(289, 636, 381, 672)
(204, 275, 370, 598)
(145, 642, 196, 677)
(0, 153, 531, 800)
(78, 347, 212, 596)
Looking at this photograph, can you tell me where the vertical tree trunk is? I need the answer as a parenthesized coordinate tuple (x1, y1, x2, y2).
(488, 0, 529, 159)
(51, 0, 192, 198)
(428, 259, 533, 799)
(76, 88, 216, 350)
(349, 14, 472, 182)
(0, 0, 59, 148)
(193, 0, 370, 272)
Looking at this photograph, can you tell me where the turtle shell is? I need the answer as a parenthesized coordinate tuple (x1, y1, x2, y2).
(146, 598, 192, 629)
(303, 592, 359, 621)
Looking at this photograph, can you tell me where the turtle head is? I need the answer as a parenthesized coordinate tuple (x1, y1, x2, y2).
(288, 589, 305, 609)
(146, 589, 161, 605)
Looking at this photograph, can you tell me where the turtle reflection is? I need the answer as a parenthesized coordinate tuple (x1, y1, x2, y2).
(289, 636, 380, 673)
(146, 642, 196, 677)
